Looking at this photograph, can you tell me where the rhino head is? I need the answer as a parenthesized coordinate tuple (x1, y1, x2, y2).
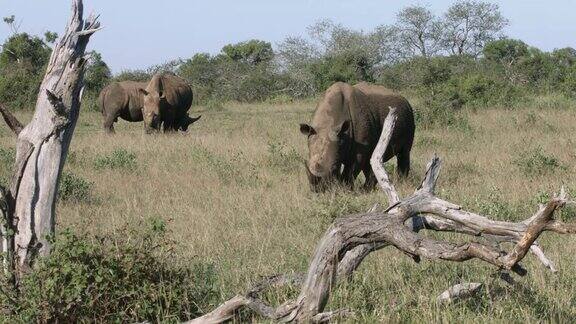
(300, 120, 350, 192)
(140, 76, 166, 134)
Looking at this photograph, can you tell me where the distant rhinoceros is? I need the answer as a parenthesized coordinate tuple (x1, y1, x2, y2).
(99, 80, 147, 133)
(299, 82, 415, 192)
(140, 72, 200, 133)
(99, 73, 200, 133)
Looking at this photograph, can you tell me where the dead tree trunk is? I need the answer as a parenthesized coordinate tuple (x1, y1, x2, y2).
(0, 0, 100, 279)
(191, 108, 576, 323)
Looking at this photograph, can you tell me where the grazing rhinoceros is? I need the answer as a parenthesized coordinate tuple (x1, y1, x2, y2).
(140, 72, 200, 133)
(299, 82, 415, 192)
(99, 80, 147, 133)
(99, 73, 200, 133)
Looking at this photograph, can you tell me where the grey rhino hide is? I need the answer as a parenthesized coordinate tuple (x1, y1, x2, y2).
(300, 81, 415, 192)
(141, 72, 198, 133)
(99, 80, 149, 133)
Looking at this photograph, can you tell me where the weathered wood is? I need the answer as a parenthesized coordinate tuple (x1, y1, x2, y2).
(195, 107, 576, 322)
(0, 104, 24, 135)
(370, 106, 400, 206)
(0, 0, 99, 277)
(437, 283, 483, 304)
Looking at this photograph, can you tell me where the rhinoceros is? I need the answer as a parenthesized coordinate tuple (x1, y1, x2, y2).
(99, 73, 200, 133)
(140, 72, 200, 133)
(299, 82, 415, 192)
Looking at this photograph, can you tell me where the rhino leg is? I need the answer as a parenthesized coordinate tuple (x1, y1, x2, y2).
(162, 112, 178, 133)
(396, 149, 411, 178)
(341, 162, 361, 190)
(103, 113, 116, 134)
(362, 168, 377, 191)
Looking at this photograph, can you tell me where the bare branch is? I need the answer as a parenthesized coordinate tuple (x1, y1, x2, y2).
(530, 244, 557, 273)
(370, 106, 400, 206)
(416, 154, 442, 195)
(0, 103, 24, 135)
(437, 283, 483, 304)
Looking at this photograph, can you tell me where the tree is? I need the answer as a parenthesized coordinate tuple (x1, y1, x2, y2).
(308, 50, 375, 91)
(277, 20, 393, 95)
(0, 33, 51, 68)
(0, 0, 100, 282)
(551, 47, 576, 68)
(483, 38, 529, 63)
(221, 39, 274, 65)
(0, 33, 52, 109)
(3, 15, 21, 35)
(44, 31, 59, 44)
(178, 53, 219, 103)
(84, 51, 111, 93)
(442, 0, 509, 56)
(395, 5, 443, 58)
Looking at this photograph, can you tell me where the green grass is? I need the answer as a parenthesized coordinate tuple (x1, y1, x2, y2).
(1, 99, 576, 322)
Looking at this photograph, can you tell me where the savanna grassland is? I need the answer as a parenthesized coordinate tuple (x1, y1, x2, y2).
(1, 96, 576, 323)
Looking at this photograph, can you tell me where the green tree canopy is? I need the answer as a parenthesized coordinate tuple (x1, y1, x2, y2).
(84, 51, 112, 93)
(221, 40, 274, 65)
(0, 33, 51, 71)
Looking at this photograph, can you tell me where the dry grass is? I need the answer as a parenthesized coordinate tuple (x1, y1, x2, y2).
(1, 99, 576, 322)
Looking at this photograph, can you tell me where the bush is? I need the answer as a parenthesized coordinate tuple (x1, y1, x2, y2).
(308, 50, 375, 91)
(267, 140, 302, 173)
(0, 33, 51, 110)
(0, 147, 15, 186)
(1, 218, 217, 323)
(458, 74, 522, 107)
(58, 172, 93, 203)
(415, 94, 472, 131)
(514, 147, 564, 176)
(94, 148, 137, 171)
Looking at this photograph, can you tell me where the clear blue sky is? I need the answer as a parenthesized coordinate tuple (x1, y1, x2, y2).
(1, 0, 574, 73)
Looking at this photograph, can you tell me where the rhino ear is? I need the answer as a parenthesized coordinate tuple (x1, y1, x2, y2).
(138, 88, 149, 96)
(300, 123, 316, 136)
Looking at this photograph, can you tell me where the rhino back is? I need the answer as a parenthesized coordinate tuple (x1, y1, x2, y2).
(353, 83, 415, 153)
(160, 74, 193, 114)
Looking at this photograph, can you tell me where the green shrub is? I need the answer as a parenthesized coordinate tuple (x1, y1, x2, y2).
(267, 140, 302, 173)
(459, 74, 522, 107)
(58, 172, 93, 203)
(514, 147, 564, 176)
(94, 148, 137, 171)
(189, 147, 259, 187)
(1, 218, 217, 323)
(0, 147, 15, 186)
(415, 96, 472, 132)
(472, 187, 518, 221)
(564, 65, 576, 98)
(308, 50, 375, 91)
(0, 146, 15, 169)
(0, 33, 51, 110)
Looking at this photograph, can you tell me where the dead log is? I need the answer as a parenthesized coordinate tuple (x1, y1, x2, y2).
(437, 283, 483, 304)
(194, 108, 576, 323)
(0, 0, 100, 279)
